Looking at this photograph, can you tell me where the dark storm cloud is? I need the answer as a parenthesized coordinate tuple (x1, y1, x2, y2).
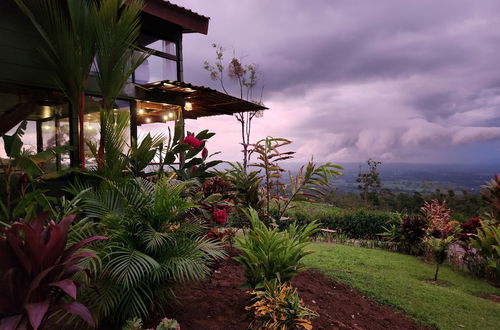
(174, 0, 500, 163)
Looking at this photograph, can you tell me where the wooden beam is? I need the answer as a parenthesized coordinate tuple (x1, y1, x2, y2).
(0, 100, 36, 134)
(139, 0, 209, 34)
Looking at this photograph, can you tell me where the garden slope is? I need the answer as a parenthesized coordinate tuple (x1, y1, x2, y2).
(157, 249, 427, 330)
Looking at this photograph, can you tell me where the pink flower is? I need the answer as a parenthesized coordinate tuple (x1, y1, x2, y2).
(202, 147, 208, 159)
(183, 133, 202, 149)
(213, 209, 228, 225)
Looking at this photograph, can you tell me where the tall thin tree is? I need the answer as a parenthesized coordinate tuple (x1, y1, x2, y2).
(204, 44, 264, 171)
(14, 0, 96, 169)
(93, 0, 149, 168)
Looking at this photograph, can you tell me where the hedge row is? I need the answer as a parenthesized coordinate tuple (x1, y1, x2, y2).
(276, 202, 399, 239)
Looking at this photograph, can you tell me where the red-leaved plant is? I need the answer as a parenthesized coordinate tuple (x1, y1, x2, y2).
(0, 213, 107, 330)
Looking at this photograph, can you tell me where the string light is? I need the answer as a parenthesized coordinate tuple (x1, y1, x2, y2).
(184, 102, 193, 111)
(145, 117, 151, 123)
(138, 108, 144, 115)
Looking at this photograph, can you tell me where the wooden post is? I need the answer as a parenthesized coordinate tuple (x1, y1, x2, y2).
(176, 34, 183, 82)
(179, 105, 186, 168)
(55, 116, 61, 170)
(130, 99, 138, 148)
(68, 102, 80, 168)
(36, 120, 43, 153)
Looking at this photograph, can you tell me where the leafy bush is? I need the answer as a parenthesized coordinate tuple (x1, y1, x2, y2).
(472, 223, 500, 285)
(122, 317, 180, 330)
(75, 178, 226, 325)
(277, 203, 399, 239)
(235, 208, 319, 288)
(480, 174, 500, 224)
(246, 280, 318, 330)
(399, 215, 427, 255)
(0, 213, 105, 329)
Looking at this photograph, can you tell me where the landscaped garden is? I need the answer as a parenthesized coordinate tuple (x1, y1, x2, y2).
(1, 1, 500, 330)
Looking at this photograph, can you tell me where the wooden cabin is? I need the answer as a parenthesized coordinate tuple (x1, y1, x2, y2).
(0, 0, 266, 168)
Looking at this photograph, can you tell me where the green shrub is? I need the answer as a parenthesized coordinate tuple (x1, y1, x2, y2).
(277, 202, 399, 239)
(75, 178, 226, 326)
(235, 208, 319, 288)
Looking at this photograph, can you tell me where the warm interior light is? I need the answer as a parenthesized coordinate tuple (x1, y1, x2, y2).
(184, 102, 193, 111)
(145, 117, 151, 123)
(138, 108, 145, 115)
(168, 112, 174, 119)
(42, 124, 51, 130)
(163, 115, 168, 121)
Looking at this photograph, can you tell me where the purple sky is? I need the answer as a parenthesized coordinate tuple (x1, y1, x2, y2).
(177, 0, 500, 164)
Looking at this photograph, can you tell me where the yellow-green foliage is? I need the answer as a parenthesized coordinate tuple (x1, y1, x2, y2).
(246, 280, 318, 330)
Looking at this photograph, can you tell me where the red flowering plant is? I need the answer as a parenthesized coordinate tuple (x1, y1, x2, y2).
(421, 199, 456, 238)
(0, 213, 107, 329)
(156, 123, 222, 181)
(186, 176, 238, 242)
(421, 200, 461, 278)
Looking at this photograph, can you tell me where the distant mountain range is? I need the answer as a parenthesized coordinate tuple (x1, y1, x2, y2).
(278, 162, 499, 194)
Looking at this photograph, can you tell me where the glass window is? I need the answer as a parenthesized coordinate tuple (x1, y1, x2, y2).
(135, 55, 177, 84)
(144, 39, 176, 56)
(82, 97, 131, 168)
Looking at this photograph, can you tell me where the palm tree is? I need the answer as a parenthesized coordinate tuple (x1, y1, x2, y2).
(14, 0, 96, 169)
(93, 0, 149, 168)
(15, 0, 149, 169)
(72, 178, 226, 325)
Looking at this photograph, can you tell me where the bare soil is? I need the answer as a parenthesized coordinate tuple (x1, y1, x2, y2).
(155, 248, 429, 330)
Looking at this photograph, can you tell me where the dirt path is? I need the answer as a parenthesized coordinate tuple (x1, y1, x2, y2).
(156, 250, 428, 330)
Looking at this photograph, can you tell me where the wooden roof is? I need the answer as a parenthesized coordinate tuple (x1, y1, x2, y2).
(140, 0, 210, 34)
(141, 80, 268, 119)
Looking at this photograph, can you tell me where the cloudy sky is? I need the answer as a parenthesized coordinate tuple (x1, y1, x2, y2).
(175, 0, 500, 164)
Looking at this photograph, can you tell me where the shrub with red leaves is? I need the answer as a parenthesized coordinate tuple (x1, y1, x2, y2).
(200, 177, 232, 197)
(459, 217, 482, 241)
(0, 213, 107, 330)
(399, 215, 427, 255)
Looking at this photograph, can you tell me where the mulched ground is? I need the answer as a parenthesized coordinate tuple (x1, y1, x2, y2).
(155, 248, 429, 330)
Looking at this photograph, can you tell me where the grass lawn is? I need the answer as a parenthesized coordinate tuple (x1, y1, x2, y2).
(304, 243, 500, 330)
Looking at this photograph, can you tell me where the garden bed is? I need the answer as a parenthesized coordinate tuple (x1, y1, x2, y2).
(154, 248, 427, 330)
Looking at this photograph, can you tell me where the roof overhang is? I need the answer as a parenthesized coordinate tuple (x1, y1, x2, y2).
(140, 80, 268, 119)
(139, 0, 210, 34)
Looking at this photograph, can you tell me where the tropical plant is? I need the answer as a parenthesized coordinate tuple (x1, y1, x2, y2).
(379, 215, 404, 244)
(73, 178, 226, 325)
(246, 280, 318, 330)
(276, 161, 342, 221)
(421, 199, 452, 234)
(0, 213, 106, 329)
(249, 137, 295, 216)
(480, 174, 500, 225)
(471, 223, 500, 284)
(235, 208, 319, 288)
(14, 0, 96, 168)
(399, 215, 427, 255)
(425, 236, 454, 281)
(122, 316, 180, 330)
(216, 162, 264, 226)
(93, 0, 149, 167)
(0, 121, 70, 222)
